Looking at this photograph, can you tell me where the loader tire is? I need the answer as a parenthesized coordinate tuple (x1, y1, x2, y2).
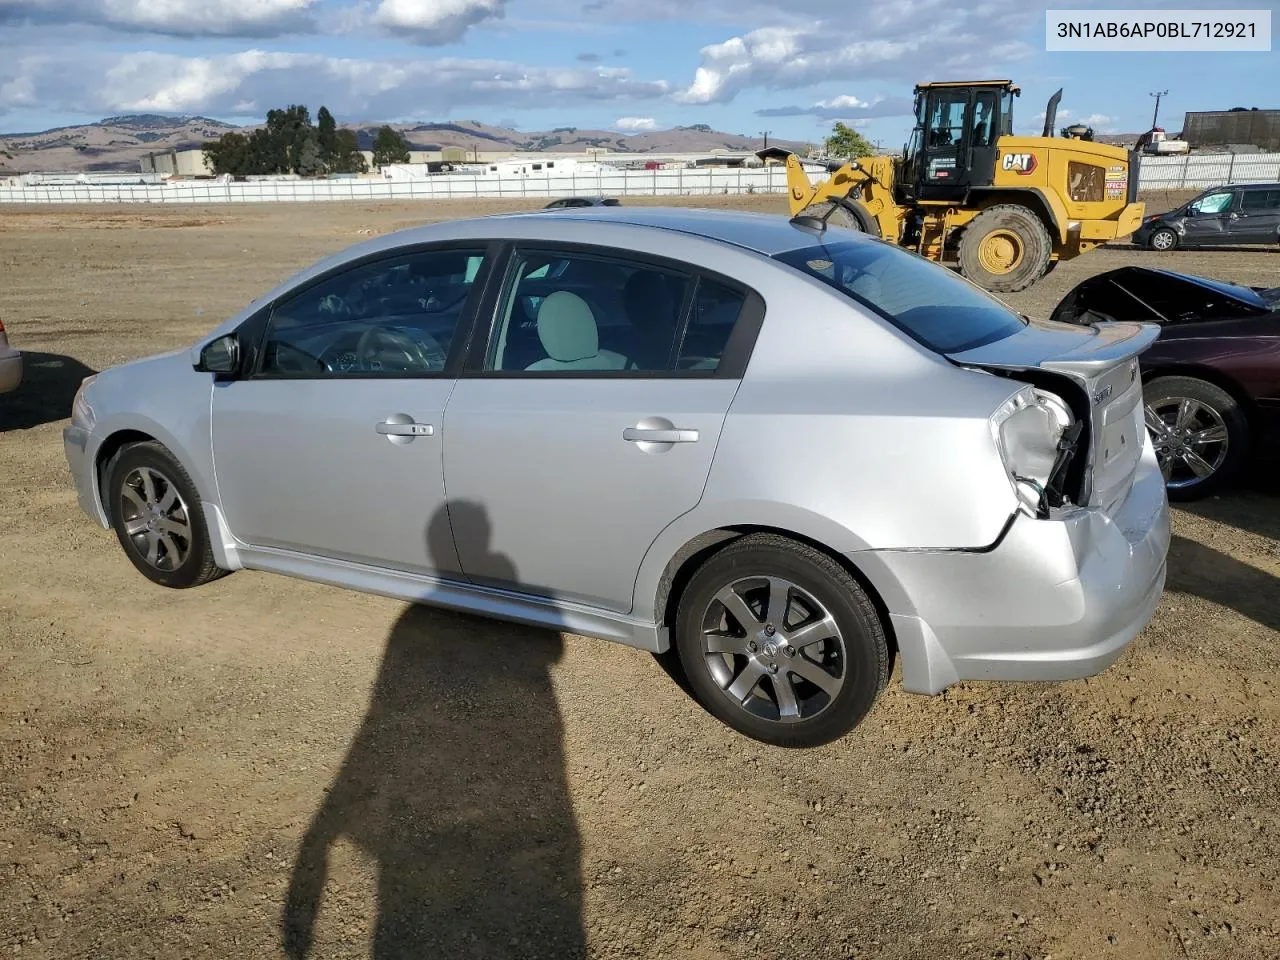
(958, 204, 1053, 293)
(798, 200, 882, 239)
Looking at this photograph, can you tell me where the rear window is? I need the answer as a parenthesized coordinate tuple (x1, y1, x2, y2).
(773, 239, 1026, 353)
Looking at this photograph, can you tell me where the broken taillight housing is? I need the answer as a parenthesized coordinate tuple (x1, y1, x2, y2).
(991, 386, 1079, 518)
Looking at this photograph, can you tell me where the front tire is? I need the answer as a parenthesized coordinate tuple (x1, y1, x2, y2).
(1148, 227, 1179, 251)
(674, 534, 889, 748)
(1143, 376, 1251, 501)
(957, 204, 1053, 293)
(106, 441, 227, 588)
(797, 199, 882, 238)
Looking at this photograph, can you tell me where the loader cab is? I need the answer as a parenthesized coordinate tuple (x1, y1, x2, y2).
(898, 80, 1018, 203)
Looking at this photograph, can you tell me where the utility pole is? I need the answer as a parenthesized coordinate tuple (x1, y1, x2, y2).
(759, 130, 770, 149)
(1149, 90, 1168, 129)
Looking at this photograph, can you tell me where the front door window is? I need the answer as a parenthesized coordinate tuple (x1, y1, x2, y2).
(1188, 192, 1232, 216)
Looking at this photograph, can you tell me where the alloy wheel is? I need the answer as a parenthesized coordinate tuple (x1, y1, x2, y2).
(699, 575, 846, 724)
(118, 466, 193, 571)
(1151, 230, 1176, 251)
(1145, 397, 1229, 490)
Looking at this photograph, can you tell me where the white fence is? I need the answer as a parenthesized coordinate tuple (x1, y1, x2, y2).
(1135, 151, 1280, 189)
(2, 152, 1279, 205)
(0, 166, 789, 204)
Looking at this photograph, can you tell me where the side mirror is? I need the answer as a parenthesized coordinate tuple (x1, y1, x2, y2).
(195, 334, 240, 375)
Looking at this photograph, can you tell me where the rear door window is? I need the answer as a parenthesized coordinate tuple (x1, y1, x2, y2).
(481, 247, 751, 374)
(1241, 189, 1280, 212)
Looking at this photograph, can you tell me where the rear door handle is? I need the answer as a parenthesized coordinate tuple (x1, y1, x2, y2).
(623, 427, 698, 443)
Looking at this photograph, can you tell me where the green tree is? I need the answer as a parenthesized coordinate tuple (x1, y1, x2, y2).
(295, 131, 324, 177)
(265, 104, 314, 173)
(316, 106, 337, 170)
(204, 131, 252, 176)
(371, 125, 411, 168)
(330, 128, 368, 174)
(824, 121, 875, 159)
(247, 125, 289, 174)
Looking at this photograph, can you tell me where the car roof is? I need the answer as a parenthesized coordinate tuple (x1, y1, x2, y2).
(1200, 182, 1280, 191)
(242, 205, 870, 314)
(483, 206, 857, 256)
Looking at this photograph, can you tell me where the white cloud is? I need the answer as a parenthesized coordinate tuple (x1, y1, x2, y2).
(0, 48, 669, 118)
(615, 116, 656, 131)
(674, 2, 1038, 104)
(0, 0, 318, 36)
(814, 95, 869, 110)
(756, 95, 912, 121)
(1080, 113, 1114, 125)
(371, 0, 506, 44)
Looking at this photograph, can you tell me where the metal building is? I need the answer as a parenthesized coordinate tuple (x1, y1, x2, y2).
(140, 148, 214, 177)
(1182, 109, 1280, 151)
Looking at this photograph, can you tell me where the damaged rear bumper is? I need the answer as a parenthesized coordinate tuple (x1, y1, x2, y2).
(855, 434, 1170, 695)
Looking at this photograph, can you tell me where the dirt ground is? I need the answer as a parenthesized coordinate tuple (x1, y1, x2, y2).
(1, 194, 1277, 960)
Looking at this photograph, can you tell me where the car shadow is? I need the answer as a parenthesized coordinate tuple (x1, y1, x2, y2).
(1179, 470, 1280, 543)
(1166, 533, 1279, 633)
(1163, 245, 1280, 255)
(282, 500, 585, 959)
(0, 352, 97, 432)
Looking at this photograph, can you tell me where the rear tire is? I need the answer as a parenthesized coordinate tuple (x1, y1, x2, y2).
(106, 441, 227, 589)
(1143, 376, 1251, 501)
(797, 199, 882, 238)
(1148, 227, 1179, 251)
(958, 204, 1053, 293)
(674, 534, 889, 748)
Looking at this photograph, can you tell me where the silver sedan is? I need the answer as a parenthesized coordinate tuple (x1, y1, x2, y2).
(63, 207, 1170, 747)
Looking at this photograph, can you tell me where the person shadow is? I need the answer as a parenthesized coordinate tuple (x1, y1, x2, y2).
(282, 500, 585, 959)
(0, 352, 97, 431)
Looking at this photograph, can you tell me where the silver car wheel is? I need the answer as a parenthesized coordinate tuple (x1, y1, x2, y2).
(700, 576, 846, 724)
(1150, 229, 1175, 251)
(1145, 397, 1229, 490)
(118, 466, 193, 571)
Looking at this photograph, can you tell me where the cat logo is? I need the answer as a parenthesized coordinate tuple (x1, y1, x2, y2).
(1001, 152, 1038, 175)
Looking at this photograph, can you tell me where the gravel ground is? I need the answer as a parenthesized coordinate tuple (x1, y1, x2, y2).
(1, 194, 1277, 960)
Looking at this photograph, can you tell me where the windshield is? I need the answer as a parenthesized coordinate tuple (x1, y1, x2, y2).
(773, 239, 1027, 353)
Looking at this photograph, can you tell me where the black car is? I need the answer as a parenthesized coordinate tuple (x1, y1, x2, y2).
(1132, 182, 1280, 251)
(543, 196, 621, 209)
(1051, 266, 1280, 499)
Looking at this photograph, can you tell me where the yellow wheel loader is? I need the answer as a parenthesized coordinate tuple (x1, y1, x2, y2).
(765, 81, 1146, 293)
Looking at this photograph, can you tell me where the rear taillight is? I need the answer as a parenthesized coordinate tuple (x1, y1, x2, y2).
(0, 318, 6, 333)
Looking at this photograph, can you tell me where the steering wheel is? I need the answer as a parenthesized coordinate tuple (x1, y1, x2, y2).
(354, 325, 446, 373)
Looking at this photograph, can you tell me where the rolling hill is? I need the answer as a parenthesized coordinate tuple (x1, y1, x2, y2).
(0, 115, 812, 174)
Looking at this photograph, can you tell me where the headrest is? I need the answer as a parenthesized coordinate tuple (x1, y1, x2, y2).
(536, 291, 598, 362)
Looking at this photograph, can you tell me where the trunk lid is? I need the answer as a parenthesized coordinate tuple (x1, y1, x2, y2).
(1049, 266, 1277, 327)
(947, 315, 1160, 514)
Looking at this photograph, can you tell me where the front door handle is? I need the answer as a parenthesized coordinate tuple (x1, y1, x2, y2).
(623, 427, 698, 443)
(377, 421, 433, 436)
(376, 414, 434, 445)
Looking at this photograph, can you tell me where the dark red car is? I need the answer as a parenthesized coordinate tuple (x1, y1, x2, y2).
(1050, 266, 1280, 500)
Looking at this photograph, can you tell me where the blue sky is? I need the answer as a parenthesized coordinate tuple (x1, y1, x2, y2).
(0, 0, 1275, 145)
